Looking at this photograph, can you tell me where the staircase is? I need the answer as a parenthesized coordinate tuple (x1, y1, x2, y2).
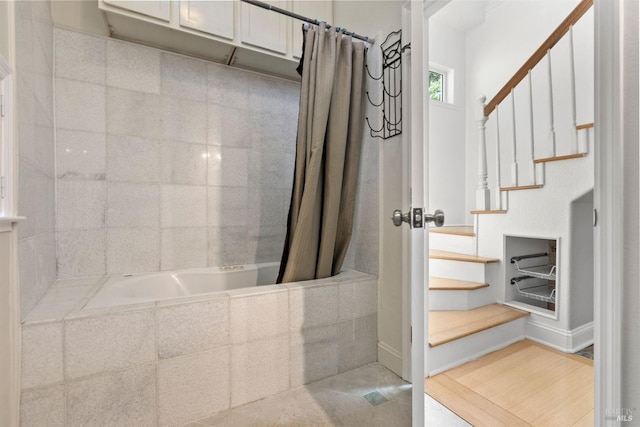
(426, 0, 595, 376)
(427, 226, 529, 375)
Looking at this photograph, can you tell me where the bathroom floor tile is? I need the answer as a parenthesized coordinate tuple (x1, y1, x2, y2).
(188, 362, 468, 426)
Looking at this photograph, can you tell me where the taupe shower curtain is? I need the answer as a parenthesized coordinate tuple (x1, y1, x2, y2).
(277, 23, 366, 283)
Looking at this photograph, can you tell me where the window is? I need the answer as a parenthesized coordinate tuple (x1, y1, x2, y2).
(429, 70, 444, 102)
(428, 64, 454, 104)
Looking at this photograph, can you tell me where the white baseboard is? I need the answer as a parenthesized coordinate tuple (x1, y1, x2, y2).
(378, 341, 403, 377)
(526, 319, 594, 352)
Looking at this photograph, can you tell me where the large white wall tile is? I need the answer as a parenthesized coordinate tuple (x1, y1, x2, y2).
(339, 279, 378, 321)
(208, 226, 248, 266)
(247, 187, 286, 228)
(207, 63, 250, 111)
(162, 97, 207, 144)
(56, 129, 106, 180)
(289, 285, 339, 331)
(65, 311, 156, 379)
(247, 225, 285, 264)
(107, 39, 160, 94)
(107, 183, 160, 228)
(21, 323, 63, 389)
(20, 385, 65, 427)
(18, 160, 55, 240)
(106, 88, 162, 139)
(207, 186, 248, 227)
(106, 228, 160, 274)
(231, 335, 289, 407)
(57, 229, 106, 278)
(230, 290, 288, 344)
(160, 227, 208, 270)
(66, 365, 156, 427)
(161, 141, 208, 185)
(55, 28, 106, 85)
(337, 314, 377, 373)
(217, 107, 251, 147)
(290, 324, 338, 387)
(207, 146, 248, 187)
(20, 232, 58, 319)
(106, 134, 161, 183)
(55, 78, 105, 132)
(57, 180, 105, 230)
(161, 52, 207, 102)
(157, 299, 229, 359)
(161, 185, 207, 227)
(158, 348, 230, 426)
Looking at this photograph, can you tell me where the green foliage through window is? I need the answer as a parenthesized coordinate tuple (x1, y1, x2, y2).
(429, 71, 444, 102)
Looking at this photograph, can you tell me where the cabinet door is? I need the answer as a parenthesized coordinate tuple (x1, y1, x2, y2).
(292, 0, 332, 58)
(180, 0, 235, 40)
(241, 0, 288, 54)
(103, 0, 170, 21)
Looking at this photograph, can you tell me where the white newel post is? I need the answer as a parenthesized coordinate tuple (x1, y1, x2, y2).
(476, 95, 490, 211)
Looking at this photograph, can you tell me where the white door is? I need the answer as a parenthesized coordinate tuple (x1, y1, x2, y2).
(401, 2, 448, 425)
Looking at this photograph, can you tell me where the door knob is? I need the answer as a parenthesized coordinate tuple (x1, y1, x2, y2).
(425, 209, 445, 227)
(392, 209, 411, 227)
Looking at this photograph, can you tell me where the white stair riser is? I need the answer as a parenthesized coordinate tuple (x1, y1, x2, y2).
(429, 232, 475, 254)
(427, 317, 527, 376)
(429, 259, 487, 283)
(429, 287, 494, 311)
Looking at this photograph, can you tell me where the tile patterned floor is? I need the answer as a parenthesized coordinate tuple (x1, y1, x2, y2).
(184, 363, 469, 426)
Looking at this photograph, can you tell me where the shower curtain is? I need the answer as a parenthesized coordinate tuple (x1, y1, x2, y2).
(278, 22, 367, 283)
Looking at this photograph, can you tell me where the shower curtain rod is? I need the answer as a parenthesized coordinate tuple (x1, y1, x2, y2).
(240, 0, 373, 44)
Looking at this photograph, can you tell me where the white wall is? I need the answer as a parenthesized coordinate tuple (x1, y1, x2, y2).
(334, 0, 403, 374)
(428, 18, 466, 225)
(465, 0, 590, 218)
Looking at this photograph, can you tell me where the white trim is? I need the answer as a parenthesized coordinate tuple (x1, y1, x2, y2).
(594, 0, 623, 424)
(377, 341, 403, 376)
(0, 54, 15, 218)
(525, 319, 594, 353)
(0, 216, 25, 233)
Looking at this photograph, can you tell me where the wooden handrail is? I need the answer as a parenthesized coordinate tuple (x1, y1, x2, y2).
(484, 0, 593, 117)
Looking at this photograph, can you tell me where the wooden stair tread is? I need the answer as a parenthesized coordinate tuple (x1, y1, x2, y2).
(428, 226, 475, 237)
(429, 304, 529, 347)
(500, 184, 543, 192)
(429, 250, 500, 264)
(429, 277, 489, 291)
(534, 153, 587, 164)
(576, 122, 594, 130)
(470, 210, 506, 215)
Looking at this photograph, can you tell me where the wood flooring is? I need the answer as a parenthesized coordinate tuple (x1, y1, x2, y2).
(426, 340, 594, 426)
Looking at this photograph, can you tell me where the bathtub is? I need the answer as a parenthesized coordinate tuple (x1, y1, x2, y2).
(24, 262, 378, 425)
(83, 262, 280, 310)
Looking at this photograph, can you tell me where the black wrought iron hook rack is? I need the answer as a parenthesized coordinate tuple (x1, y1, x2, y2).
(365, 30, 403, 140)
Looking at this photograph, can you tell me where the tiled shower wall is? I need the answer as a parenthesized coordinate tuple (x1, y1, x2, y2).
(54, 28, 299, 278)
(16, 1, 57, 318)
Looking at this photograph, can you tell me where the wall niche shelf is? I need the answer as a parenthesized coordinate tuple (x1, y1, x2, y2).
(504, 235, 559, 319)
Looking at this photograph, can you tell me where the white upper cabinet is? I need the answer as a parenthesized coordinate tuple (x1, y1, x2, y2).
(179, 0, 235, 40)
(241, 0, 288, 54)
(292, 0, 332, 58)
(103, 0, 171, 21)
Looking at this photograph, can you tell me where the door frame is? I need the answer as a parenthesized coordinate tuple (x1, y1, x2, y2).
(593, 0, 629, 424)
